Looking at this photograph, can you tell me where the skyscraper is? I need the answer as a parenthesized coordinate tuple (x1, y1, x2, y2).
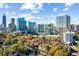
(28, 21, 36, 32)
(44, 23, 54, 35)
(37, 24, 45, 35)
(28, 21, 38, 35)
(2, 14, 6, 27)
(8, 18, 16, 32)
(10, 18, 15, 24)
(17, 18, 27, 32)
(56, 14, 71, 34)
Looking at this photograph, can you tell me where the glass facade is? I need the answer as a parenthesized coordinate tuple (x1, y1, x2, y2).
(56, 14, 71, 33)
(18, 18, 27, 31)
(56, 14, 70, 28)
(28, 21, 36, 30)
(2, 14, 6, 27)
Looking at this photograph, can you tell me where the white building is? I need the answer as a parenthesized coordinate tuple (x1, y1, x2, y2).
(0, 24, 7, 33)
(63, 31, 74, 44)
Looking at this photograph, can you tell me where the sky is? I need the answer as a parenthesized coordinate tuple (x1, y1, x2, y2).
(0, 3, 79, 26)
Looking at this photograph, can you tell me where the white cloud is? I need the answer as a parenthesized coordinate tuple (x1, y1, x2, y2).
(71, 17, 79, 24)
(0, 4, 9, 8)
(10, 16, 16, 18)
(20, 3, 43, 13)
(20, 3, 34, 10)
(45, 14, 54, 18)
(65, 3, 74, 7)
(64, 7, 69, 11)
(5, 5, 9, 8)
(51, 15, 54, 17)
(12, 12, 16, 14)
(5, 11, 9, 15)
(0, 3, 5, 8)
(32, 10, 40, 13)
(5, 11, 16, 15)
(18, 14, 41, 21)
(45, 15, 48, 18)
(64, 3, 74, 11)
(53, 8, 58, 12)
(20, 3, 43, 10)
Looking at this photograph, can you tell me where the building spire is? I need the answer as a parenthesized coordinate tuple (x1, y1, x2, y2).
(2, 14, 6, 27)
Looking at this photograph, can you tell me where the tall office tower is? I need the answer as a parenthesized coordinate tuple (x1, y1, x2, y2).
(28, 21, 36, 32)
(56, 14, 71, 34)
(44, 23, 55, 35)
(17, 18, 27, 32)
(8, 18, 16, 32)
(2, 14, 6, 27)
(37, 24, 45, 35)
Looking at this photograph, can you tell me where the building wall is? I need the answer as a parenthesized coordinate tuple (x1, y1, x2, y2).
(17, 18, 27, 31)
(56, 14, 71, 34)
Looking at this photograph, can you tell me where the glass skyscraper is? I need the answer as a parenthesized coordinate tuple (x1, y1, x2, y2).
(28, 21, 38, 35)
(17, 18, 27, 31)
(56, 14, 71, 34)
(2, 14, 6, 27)
(28, 21, 36, 31)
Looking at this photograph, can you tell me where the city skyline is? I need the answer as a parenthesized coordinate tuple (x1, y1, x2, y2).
(0, 3, 79, 26)
(0, 2, 79, 56)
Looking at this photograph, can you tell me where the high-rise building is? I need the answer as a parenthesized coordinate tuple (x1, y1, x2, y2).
(28, 21, 36, 32)
(10, 18, 15, 24)
(8, 18, 16, 32)
(37, 24, 44, 35)
(70, 24, 75, 31)
(17, 18, 27, 32)
(75, 25, 79, 32)
(44, 23, 55, 35)
(28, 21, 36, 30)
(63, 31, 74, 44)
(28, 21, 38, 35)
(2, 14, 6, 27)
(56, 14, 71, 34)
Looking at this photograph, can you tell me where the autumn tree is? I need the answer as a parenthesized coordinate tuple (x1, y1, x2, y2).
(54, 49, 69, 56)
(77, 43, 79, 52)
(48, 45, 62, 56)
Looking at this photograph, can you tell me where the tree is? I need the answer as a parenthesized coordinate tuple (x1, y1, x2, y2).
(54, 49, 68, 56)
(48, 45, 62, 56)
(77, 43, 79, 52)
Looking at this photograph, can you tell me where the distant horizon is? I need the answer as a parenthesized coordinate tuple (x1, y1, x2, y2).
(0, 3, 79, 26)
